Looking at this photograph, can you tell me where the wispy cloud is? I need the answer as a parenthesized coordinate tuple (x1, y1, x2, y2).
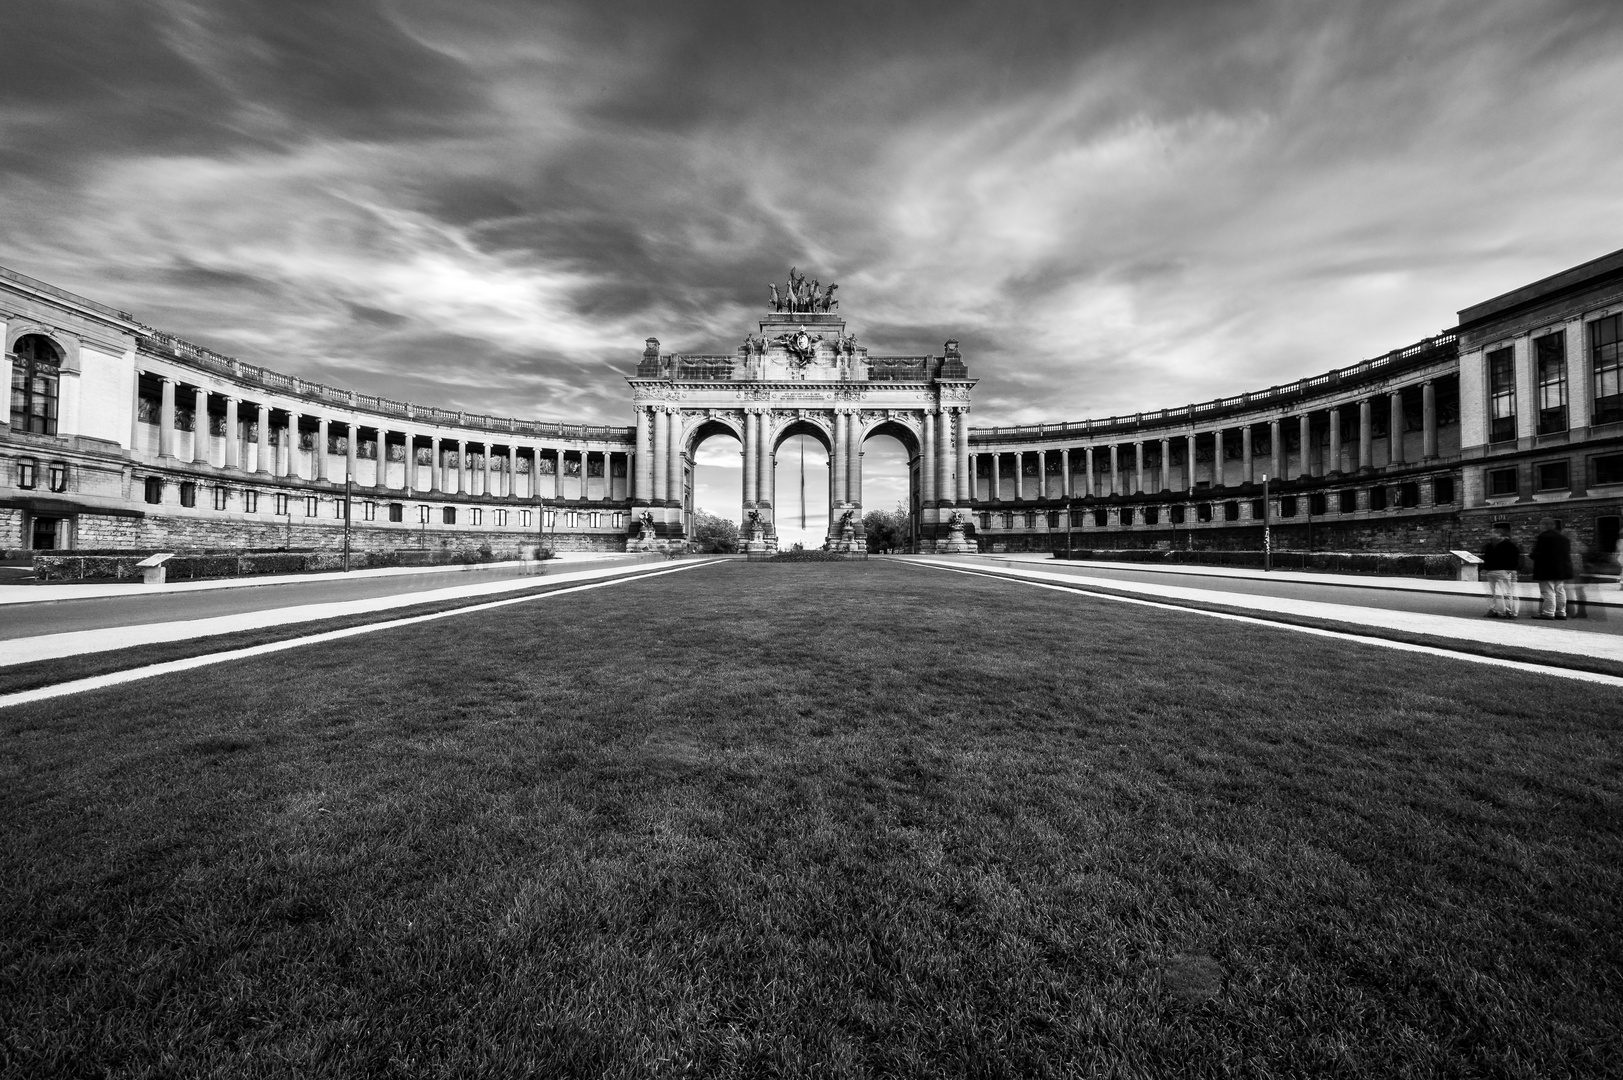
(2, 0, 1619, 429)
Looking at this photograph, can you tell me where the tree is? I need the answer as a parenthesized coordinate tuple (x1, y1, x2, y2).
(863, 504, 910, 553)
(691, 509, 739, 553)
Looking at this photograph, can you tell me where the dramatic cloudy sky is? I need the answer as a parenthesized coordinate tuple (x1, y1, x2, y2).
(4, 0, 1621, 441)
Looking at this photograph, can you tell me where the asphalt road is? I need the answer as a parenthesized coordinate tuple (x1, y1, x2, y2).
(0, 557, 651, 641)
(950, 559, 1623, 636)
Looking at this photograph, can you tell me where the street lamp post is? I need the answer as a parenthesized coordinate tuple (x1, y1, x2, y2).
(1262, 472, 1272, 573)
(343, 459, 352, 573)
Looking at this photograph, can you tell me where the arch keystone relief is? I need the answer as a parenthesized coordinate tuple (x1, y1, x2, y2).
(629, 272, 976, 552)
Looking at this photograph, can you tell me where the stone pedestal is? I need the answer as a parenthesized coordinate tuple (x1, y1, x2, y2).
(746, 524, 767, 554)
(942, 517, 972, 554)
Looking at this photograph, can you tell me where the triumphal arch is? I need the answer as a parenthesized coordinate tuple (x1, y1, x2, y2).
(628, 270, 975, 550)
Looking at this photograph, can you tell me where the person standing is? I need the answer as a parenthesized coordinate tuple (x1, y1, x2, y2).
(1531, 516, 1572, 621)
(1481, 521, 1521, 618)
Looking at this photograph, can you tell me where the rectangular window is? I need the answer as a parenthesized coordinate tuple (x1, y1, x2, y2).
(1535, 332, 1568, 434)
(275, 493, 290, 515)
(591, 511, 602, 528)
(1196, 503, 1212, 523)
(17, 460, 37, 489)
(1593, 314, 1623, 425)
(442, 506, 457, 525)
(1092, 508, 1108, 527)
(334, 499, 345, 519)
(305, 496, 318, 517)
(1251, 498, 1265, 519)
(1368, 486, 1388, 511)
(520, 509, 531, 528)
(611, 512, 624, 529)
(980, 513, 992, 531)
(1022, 511, 1034, 530)
(213, 486, 228, 510)
(389, 502, 403, 522)
(493, 509, 505, 527)
(1001, 511, 1013, 529)
(419, 506, 432, 524)
(144, 477, 163, 504)
(1223, 501, 1239, 522)
(48, 464, 66, 492)
(1142, 507, 1158, 526)
(1487, 468, 1518, 497)
(544, 509, 557, 528)
(1170, 505, 1185, 524)
(1594, 453, 1623, 486)
(1120, 507, 1133, 526)
(470, 508, 482, 526)
(1069, 508, 1084, 527)
(243, 490, 258, 513)
(1309, 492, 1327, 515)
(1488, 346, 1517, 443)
(1433, 477, 1455, 504)
(180, 482, 197, 508)
(363, 500, 376, 521)
(1537, 461, 1569, 491)
(1339, 489, 1358, 513)
(1279, 495, 1297, 518)
(1399, 482, 1420, 508)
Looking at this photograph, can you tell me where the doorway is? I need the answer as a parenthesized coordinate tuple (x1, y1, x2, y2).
(30, 515, 61, 550)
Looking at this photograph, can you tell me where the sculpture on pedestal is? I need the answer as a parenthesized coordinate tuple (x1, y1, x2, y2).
(770, 268, 840, 313)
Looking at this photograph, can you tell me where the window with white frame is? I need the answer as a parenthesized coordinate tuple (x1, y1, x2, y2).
(243, 490, 259, 513)
(470, 507, 482, 526)
(363, 500, 376, 521)
(17, 459, 37, 489)
(419, 505, 431, 524)
(48, 463, 66, 492)
(305, 496, 318, 517)
(520, 509, 532, 527)
(213, 486, 228, 510)
(275, 493, 290, 515)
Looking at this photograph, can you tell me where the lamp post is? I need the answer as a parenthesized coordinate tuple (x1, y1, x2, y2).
(1262, 472, 1272, 573)
(343, 457, 352, 573)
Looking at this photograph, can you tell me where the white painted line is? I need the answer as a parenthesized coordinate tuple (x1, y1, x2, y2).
(0, 561, 718, 710)
(1, 559, 704, 667)
(913, 561, 1623, 689)
(912, 557, 1623, 663)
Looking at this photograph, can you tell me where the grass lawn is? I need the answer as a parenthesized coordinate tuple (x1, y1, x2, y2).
(3, 560, 1620, 1077)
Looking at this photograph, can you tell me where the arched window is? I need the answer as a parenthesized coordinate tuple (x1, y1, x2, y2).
(10, 334, 62, 435)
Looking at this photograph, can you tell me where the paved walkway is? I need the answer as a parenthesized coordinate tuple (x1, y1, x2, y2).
(0, 557, 703, 668)
(0, 551, 637, 605)
(912, 555, 1623, 665)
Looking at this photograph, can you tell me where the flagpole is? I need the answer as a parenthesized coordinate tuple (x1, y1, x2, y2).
(799, 437, 806, 531)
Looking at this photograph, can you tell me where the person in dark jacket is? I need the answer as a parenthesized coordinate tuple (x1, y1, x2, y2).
(1530, 516, 1572, 620)
(1481, 522, 1520, 618)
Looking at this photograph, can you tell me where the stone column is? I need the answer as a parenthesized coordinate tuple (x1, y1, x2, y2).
(1242, 424, 1254, 484)
(158, 377, 176, 459)
(665, 411, 681, 509)
(483, 443, 493, 497)
(1159, 438, 1171, 491)
(1269, 419, 1282, 479)
(1422, 380, 1438, 459)
(742, 411, 758, 509)
(1359, 398, 1373, 471)
(129, 372, 144, 453)
(224, 398, 240, 470)
(1212, 429, 1224, 488)
(555, 448, 565, 501)
(455, 440, 468, 495)
(1185, 434, 1196, 492)
(192, 387, 209, 465)
(1298, 413, 1312, 478)
(430, 436, 443, 493)
(317, 416, 330, 481)
(283, 412, 299, 478)
(1084, 447, 1094, 497)
(831, 411, 848, 505)
(850, 414, 864, 508)
(1329, 408, 1342, 474)
(257, 404, 273, 476)
(1133, 442, 1144, 494)
(1108, 444, 1119, 496)
(404, 434, 416, 496)
(955, 408, 971, 504)
(1389, 391, 1405, 465)
(374, 429, 390, 488)
(1061, 449, 1073, 500)
(652, 409, 669, 502)
(346, 421, 358, 483)
(758, 413, 773, 506)
(990, 453, 1002, 502)
(634, 407, 652, 502)
(936, 410, 952, 504)
(921, 411, 937, 505)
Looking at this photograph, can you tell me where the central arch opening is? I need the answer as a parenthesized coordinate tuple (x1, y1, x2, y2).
(857, 430, 913, 553)
(772, 429, 830, 551)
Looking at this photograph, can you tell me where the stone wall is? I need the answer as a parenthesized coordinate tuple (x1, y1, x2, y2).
(981, 511, 1466, 555)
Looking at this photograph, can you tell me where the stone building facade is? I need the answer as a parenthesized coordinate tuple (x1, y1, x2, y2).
(3, 250, 1621, 560)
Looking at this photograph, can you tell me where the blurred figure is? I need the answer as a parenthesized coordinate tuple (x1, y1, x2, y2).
(1530, 516, 1572, 621)
(1481, 521, 1520, 619)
